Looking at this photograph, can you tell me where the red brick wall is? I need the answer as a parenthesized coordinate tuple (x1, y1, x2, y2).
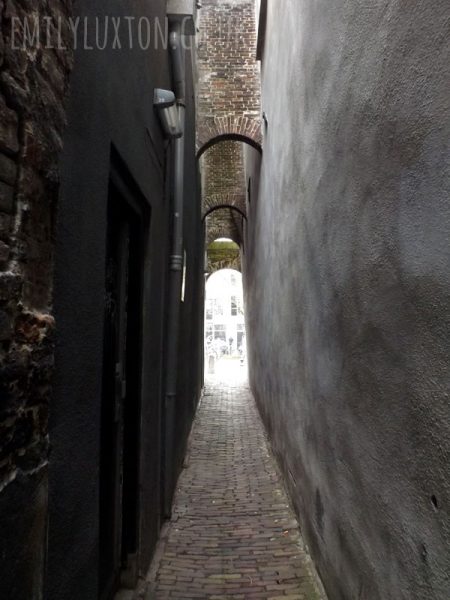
(198, 0, 260, 251)
(201, 140, 246, 217)
(197, 0, 261, 151)
(206, 207, 242, 245)
(0, 0, 72, 504)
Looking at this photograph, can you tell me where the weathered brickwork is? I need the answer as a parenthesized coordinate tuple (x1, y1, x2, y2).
(202, 141, 245, 271)
(197, 0, 262, 153)
(201, 140, 246, 217)
(207, 239, 241, 274)
(0, 1, 72, 500)
(198, 0, 261, 264)
(205, 209, 243, 274)
(206, 208, 243, 245)
(207, 252, 241, 274)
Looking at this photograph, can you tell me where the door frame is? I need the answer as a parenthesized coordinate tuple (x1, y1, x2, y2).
(99, 152, 150, 599)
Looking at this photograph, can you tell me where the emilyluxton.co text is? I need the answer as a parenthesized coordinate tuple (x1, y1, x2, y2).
(10, 16, 199, 51)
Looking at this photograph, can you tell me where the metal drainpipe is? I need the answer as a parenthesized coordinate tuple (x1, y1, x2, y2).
(164, 21, 186, 518)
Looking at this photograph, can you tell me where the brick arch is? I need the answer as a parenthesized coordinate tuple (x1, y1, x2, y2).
(205, 207, 243, 247)
(207, 255, 242, 275)
(198, 0, 261, 273)
(200, 140, 250, 218)
(206, 239, 242, 275)
(197, 119, 262, 158)
(205, 223, 240, 248)
(202, 195, 247, 220)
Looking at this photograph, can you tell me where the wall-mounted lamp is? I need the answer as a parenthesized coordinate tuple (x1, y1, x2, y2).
(154, 88, 183, 139)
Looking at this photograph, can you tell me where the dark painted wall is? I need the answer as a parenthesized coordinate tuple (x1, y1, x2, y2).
(244, 1, 450, 599)
(0, 470, 47, 599)
(48, 2, 203, 598)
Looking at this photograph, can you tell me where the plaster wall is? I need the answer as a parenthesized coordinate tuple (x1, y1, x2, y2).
(244, 2, 450, 599)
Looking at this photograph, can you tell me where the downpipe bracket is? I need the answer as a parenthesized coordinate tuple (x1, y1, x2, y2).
(170, 254, 184, 272)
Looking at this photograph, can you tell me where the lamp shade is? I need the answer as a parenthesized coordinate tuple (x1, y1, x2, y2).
(154, 89, 183, 138)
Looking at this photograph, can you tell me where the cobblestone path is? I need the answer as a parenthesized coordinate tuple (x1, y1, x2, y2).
(146, 369, 326, 600)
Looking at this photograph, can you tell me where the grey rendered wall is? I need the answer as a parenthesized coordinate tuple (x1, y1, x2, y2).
(244, 2, 450, 599)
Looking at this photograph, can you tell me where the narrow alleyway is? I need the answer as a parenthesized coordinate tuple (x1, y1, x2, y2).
(144, 362, 325, 599)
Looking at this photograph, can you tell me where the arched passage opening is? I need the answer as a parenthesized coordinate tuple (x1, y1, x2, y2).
(199, 136, 262, 382)
(199, 139, 254, 220)
(204, 208, 244, 274)
(197, 132, 262, 160)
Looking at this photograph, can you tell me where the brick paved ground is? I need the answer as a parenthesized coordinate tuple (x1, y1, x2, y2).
(144, 363, 326, 600)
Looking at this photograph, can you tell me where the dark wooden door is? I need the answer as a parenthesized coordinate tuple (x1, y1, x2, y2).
(99, 168, 147, 600)
(99, 196, 130, 600)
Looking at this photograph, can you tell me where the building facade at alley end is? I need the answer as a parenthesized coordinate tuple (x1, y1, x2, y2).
(0, 1, 449, 600)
